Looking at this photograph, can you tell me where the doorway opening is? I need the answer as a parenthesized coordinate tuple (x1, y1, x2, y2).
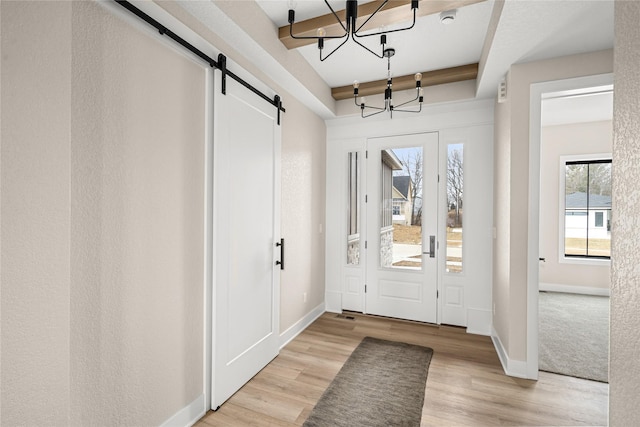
(531, 76, 613, 382)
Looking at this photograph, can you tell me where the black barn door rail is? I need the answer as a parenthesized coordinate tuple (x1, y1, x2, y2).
(114, 0, 285, 124)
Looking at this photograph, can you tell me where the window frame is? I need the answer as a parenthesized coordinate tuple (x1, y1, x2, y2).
(346, 151, 361, 266)
(445, 142, 464, 274)
(558, 153, 612, 266)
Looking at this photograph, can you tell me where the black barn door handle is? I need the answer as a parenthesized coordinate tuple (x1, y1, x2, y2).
(275, 238, 284, 270)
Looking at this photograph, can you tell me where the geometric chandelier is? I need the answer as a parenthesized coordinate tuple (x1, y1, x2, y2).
(353, 47, 424, 118)
(287, 0, 420, 61)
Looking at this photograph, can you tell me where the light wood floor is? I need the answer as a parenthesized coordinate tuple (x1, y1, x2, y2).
(196, 312, 608, 426)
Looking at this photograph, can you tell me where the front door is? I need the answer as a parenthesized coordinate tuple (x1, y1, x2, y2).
(365, 132, 439, 323)
(212, 73, 281, 408)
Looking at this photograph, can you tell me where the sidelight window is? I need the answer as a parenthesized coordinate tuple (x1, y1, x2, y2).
(446, 144, 463, 273)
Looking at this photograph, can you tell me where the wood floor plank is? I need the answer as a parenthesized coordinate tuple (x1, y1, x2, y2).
(196, 312, 608, 426)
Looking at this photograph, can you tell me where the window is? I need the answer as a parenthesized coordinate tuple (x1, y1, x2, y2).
(595, 211, 604, 227)
(347, 151, 360, 265)
(446, 144, 463, 273)
(563, 159, 611, 259)
(381, 147, 422, 269)
(380, 158, 393, 229)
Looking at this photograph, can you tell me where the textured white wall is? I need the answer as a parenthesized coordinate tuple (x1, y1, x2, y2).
(70, 2, 205, 425)
(610, 1, 640, 424)
(280, 94, 327, 332)
(0, 3, 2, 419)
(539, 121, 612, 290)
(1, 2, 206, 425)
(1, 2, 72, 424)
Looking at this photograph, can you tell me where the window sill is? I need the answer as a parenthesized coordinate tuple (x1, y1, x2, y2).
(559, 256, 610, 267)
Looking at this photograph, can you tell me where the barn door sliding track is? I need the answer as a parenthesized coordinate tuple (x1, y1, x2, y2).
(114, 0, 285, 124)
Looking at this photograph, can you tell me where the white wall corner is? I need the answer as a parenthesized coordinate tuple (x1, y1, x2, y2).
(279, 302, 325, 349)
(159, 394, 206, 427)
(466, 308, 492, 336)
(491, 328, 531, 379)
(325, 290, 342, 313)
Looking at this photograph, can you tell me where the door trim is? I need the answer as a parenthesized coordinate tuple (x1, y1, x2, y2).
(528, 72, 614, 380)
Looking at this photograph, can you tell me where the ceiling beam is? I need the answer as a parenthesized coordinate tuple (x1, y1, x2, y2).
(331, 63, 478, 100)
(279, 0, 486, 49)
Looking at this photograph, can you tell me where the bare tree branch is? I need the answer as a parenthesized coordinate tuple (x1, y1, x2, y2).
(398, 150, 423, 226)
(447, 148, 463, 227)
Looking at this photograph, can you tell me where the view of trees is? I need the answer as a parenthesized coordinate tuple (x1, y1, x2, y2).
(565, 162, 612, 196)
(447, 146, 463, 227)
(391, 145, 464, 228)
(396, 149, 423, 226)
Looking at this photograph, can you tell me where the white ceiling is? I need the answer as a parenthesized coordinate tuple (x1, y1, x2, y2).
(174, 1, 614, 119)
(258, 0, 494, 87)
(256, 0, 614, 93)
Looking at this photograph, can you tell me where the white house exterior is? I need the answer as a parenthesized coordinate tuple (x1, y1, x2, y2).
(565, 192, 612, 239)
(392, 175, 412, 226)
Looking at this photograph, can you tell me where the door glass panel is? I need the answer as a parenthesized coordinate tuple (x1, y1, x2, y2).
(446, 143, 463, 273)
(347, 152, 360, 265)
(380, 147, 422, 270)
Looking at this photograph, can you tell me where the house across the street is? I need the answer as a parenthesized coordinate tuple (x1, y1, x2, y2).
(392, 175, 413, 226)
(565, 191, 612, 239)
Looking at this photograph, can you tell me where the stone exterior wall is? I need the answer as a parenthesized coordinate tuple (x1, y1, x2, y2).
(380, 226, 394, 267)
(347, 234, 360, 265)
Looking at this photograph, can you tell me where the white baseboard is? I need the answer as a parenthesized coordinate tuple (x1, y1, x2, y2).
(466, 308, 491, 336)
(159, 393, 205, 427)
(491, 328, 530, 379)
(539, 282, 610, 296)
(279, 302, 325, 349)
(325, 290, 342, 313)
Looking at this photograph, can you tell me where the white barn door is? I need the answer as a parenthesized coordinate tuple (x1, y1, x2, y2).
(212, 72, 281, 408)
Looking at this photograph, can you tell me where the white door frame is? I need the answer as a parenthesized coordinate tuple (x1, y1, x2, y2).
(326, 102, 494, 334)
(527, 72, 614, 379)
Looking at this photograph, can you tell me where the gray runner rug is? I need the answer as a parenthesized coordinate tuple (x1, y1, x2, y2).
(303, 336, 433, 427)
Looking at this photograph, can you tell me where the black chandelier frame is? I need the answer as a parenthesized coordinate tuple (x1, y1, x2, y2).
(353, 48, 424, 118)
(288, 0, 420, 61)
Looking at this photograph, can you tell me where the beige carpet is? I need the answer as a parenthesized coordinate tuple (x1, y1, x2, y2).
(303, 337, 433, 427)
(539, 291, 609, 383)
